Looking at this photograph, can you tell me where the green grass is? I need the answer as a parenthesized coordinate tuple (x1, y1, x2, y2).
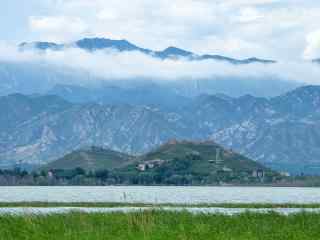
(1, 202, 320, 208)
(0, 211, 320, 239)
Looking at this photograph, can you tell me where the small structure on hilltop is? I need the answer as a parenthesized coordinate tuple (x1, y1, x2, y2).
(137, 164, 147, 172)
(47, 171, 54, 178)
(222, 166, 233, 172)
(136, 159, 165, 172)
(280, 171, 291, 177)
(209, 148, 224, 165)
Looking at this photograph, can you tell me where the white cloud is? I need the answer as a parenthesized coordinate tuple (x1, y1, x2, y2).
(1, 43, 319, 85)
(219, 0, 281, 7)
(236, 7, 264, 23)
(29, 16, 89, 42)
(19, 0, 320, 60)
(304, 29, 320, 59)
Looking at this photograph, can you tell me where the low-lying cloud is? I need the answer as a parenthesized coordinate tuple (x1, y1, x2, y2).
(304, 29, 320, 60)
(0, 42, 319, 85)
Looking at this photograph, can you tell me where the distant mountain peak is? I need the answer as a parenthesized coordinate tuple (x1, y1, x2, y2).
(75, 37, 142, 52)
(242, 57, 276, 64)
(312, 58, 320, 64)
(19, 37, 276, 64)
(282, 85, 320, 96)
(160, 46, 194, 56)
(199, 54, 276, 64)
(19, 41, 64, 51)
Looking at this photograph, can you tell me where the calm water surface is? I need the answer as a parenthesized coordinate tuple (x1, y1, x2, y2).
(0, 186, 319, 204)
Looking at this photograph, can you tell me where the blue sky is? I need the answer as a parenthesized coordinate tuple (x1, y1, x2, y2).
(1, 0, 320, 60)
(0, 1, 49, 42)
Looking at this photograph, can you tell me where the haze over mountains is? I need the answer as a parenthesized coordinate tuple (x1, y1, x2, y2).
(0, 37, 304, 98)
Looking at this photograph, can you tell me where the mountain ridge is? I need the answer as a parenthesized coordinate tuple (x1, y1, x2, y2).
(19, 37, 276, 64)
(1, 85, 320, 174)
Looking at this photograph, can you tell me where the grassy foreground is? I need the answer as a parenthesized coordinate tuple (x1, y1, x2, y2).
(0, 211, 320, 240)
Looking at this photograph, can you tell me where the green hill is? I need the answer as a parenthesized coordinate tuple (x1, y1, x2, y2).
(42, 141, 278, 185)
(115, 140, 277, 185)
(139, 140, 267, 171)
(43, 146, 134, 171)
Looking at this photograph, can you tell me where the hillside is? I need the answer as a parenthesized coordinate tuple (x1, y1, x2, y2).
(43, 147, 133, 171)
(138, 140, 267, 172)
(114, 140, 276, 185)
(42, 141, 275, 185)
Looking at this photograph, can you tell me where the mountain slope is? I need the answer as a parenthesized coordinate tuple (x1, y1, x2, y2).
(43, 141, 267, 173)
(43, 146, 133, 171)
(75, 38, 151, 53)
(47, 84, 192, 110)
(137, 140, 268, 172)
(1, 86, 320, 174)
(115, 140, 275, 185)
(0, 61, 97, 96)
(41, 141, 275, 185)
(0, 95, 190, 167)
(0, 93, 71, 132)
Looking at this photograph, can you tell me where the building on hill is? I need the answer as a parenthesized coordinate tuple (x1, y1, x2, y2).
(136, 159, 165, 171)
(280, 171, 290, 177)
(137, 164, 146, 172)
(222, 167, 233, 172)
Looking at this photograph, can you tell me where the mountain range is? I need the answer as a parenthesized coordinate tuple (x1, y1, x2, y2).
(20, 37, 276, 64)
(1, 37, 319, 175)
(1, 85, 320, 174)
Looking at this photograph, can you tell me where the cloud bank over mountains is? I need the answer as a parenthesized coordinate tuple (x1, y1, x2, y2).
(0, 41, 319, 85)
(304, 29, 320, 59)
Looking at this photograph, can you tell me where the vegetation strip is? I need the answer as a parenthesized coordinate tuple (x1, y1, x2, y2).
(0, 211, 320, 239)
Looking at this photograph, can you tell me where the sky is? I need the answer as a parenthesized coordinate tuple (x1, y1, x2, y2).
(0, 0, 320, 61)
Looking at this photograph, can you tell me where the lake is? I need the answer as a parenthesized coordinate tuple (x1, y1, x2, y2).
(0, 186, 320, 204)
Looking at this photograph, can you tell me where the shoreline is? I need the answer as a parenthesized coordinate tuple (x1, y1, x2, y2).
(1, 207, 320, 216)
(1, 202, 320, 209)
